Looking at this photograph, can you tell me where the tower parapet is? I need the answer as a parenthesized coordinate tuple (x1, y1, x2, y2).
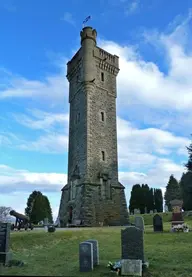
(80, 26, 97, 45)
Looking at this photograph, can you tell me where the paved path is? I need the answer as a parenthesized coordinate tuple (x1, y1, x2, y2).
(11, 226, 123, 232)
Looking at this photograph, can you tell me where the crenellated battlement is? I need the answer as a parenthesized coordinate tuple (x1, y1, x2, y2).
(80, 26, 97, 45)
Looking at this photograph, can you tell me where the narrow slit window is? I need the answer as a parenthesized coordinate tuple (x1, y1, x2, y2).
(101, 151, 105, 161)
(101, 112, 104, 121)
(101, 72, 104, 81)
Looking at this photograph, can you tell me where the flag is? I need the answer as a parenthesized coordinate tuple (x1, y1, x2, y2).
(83, 16, 91, 24)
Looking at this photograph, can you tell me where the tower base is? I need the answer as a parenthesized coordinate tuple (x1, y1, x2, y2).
(58, 182, 129, 227)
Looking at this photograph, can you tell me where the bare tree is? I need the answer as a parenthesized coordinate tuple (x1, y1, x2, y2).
(0, 206, 13, 223)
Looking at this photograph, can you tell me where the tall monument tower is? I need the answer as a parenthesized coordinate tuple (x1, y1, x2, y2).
(58, 26, 129, 227)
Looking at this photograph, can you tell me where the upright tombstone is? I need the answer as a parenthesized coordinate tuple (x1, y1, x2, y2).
(170, 199, 184, 226)
(134, 209, 140, 215)
(86, 239, 99, 266)
(134, 216, 144, 232)
(0, 223, 12, 265)
(44, 218, 49, 225)
(121, 226, 144, 263)
(153, 214, 163, 232)
(79, 242, 93, 272)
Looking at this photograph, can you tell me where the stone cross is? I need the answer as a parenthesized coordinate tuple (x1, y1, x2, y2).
(0, 223, 12, 265)
(134, 216, 144, 232)
(86, 239, 99, 266)
(121, 226, 144, 263)
(153, 214, 163, 232)
(79, 242, 93, 272)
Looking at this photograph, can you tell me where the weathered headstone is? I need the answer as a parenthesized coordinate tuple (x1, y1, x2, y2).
(86, 239, 99, 266)
(134, 209, 140, 214)
(44, 218, 49, 225)
(121, 226, 144, 262)
(153, 214, 163, 232)
(79, 242, 93, 272)
(150, 210, 153, 214)
(134, 216, 144, 232)
(170, 199, 184, 226)
(121, 259, 142, 276)
(0, 223, 12, 265)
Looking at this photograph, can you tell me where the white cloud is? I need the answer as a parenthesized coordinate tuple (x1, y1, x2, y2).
(19, 133, 68, 154)
(0, 65, 69, 105)
(0, 110, 69, 154)
(117, 117, 189, 169)
(61, 12, 76, 26)
(125, 0, 140, 15)
(0, 164, 67, 194)
(120, 158, 184, 203)
(13, 109, 69, 131)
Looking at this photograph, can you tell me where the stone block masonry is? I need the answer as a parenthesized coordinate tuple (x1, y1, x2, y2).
(58, 26, 129, 227)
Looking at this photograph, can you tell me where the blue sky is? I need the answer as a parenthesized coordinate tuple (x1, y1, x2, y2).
(0, 0, 192, 220)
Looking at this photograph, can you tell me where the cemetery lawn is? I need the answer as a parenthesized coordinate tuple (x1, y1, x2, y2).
(1, 222, 192, 277)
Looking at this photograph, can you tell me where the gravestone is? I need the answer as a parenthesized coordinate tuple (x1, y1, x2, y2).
(153, 214, 163, 232)
(0, 223, 12, 265)
(150, 210, 153, 214)
(170, 199, 184, 226)
(86, 239, 99, 266)
(134, 209, 140, 214)
(121, 226, 144, 262)
(134, 216, 144, 232)
(79, 242, 93, 272)
(121, 259, 142, 276)
(44, 218, 48, 225)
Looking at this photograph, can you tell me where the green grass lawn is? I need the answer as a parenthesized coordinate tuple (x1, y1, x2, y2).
(1, 220, 192, 277)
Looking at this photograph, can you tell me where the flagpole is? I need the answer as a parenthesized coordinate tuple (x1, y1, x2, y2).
(82, 16, 91, 29)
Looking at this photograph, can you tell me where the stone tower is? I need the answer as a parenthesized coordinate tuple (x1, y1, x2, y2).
(58, 26, 129, 227)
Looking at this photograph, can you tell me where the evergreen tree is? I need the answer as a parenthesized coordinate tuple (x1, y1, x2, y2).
(180, 172, 192, 211)
(185, 135, 192, 171)
(129, 184, 141, 213)
(147, 188, 154, 212)
(43, 196, 53, 223)
(30, 193, 46, 224)
(164, 175, 181, 211)
(180, 136, 192, 210)
(141, 184, 150, 214)
(25, 191, 42, 219)
(154, 189, 163, 212)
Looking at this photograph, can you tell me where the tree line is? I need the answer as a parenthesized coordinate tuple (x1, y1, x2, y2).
(164, 135, 192, 211)
(129, 184, 163, 214)
(129, 134, 192, 212)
